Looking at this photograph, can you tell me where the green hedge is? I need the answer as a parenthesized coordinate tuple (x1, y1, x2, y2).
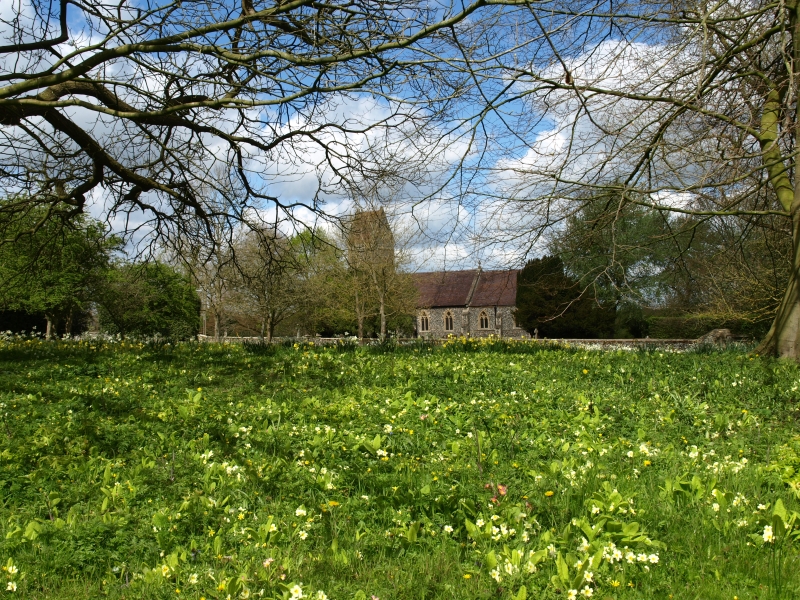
(645, 314, 770, 339)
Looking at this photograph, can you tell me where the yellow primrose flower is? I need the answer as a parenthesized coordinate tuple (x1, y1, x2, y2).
(545, 491, 554, 497)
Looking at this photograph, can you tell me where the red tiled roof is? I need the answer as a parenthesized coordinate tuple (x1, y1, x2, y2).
(411, 269, 518, 308)
(412, 270, 478, 308)
(471, 270, 517, 307)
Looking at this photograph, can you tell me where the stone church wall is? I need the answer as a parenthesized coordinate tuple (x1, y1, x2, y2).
(417, 305, 529, 339)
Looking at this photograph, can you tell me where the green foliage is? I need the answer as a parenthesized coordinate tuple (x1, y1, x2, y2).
(516, 256, 615, 338)
(0, 206, 118, 334)
(97, 262, 200, 339)
(2, 339, 800, 598)
(550, 193, 675, 309)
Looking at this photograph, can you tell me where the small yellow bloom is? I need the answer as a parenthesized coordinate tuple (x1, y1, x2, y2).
(582, 369, 588, 374)
(463, 574, 472, 579)
(545, 491, 554, 497)
(610, 580, 620, 587)
(328, 500, 340, 507)
(643, 460, 652, 467)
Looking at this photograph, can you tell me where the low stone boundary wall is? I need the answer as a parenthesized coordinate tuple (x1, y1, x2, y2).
(196, 335, 716, 350)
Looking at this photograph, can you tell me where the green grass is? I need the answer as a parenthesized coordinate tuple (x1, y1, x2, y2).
(2, 337, 800, 599)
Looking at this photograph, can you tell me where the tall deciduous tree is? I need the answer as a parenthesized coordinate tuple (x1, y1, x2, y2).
(0, 205, 116, 337)
(230, 229, 306, 341)
(472, 1, 800, 357)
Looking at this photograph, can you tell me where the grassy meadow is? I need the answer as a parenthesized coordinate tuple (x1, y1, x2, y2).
(2, 337, 800, 599)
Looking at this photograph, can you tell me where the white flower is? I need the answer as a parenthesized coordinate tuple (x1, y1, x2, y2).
(583, 571, 594, 582)
(578, 537, 590, 552)
(443, 525, 454, 534)
(648, 554, 659, 564)
(567, 590, 578, 600)
(188, 573, 199, 584)
(476, 519, 485, 528)
(290, 584, 304, 599)
(712, 503, 720, 512)
(625, 551, 636, 563)
(763, 525, 775, 543)
(490, 568, 502, 583)
(295, 507, 307, 517)
(298, 530, 308, 540)
(161, 565, 170, 577)
(580, 586, 594, 598)
(316, 592, 328, 600)
(6, 582, 16, 592)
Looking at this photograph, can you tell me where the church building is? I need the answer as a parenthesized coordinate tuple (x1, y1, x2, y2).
(412, 268, 530, 339)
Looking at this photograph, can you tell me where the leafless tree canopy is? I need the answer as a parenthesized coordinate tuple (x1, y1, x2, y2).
(0, 0, 531, 246)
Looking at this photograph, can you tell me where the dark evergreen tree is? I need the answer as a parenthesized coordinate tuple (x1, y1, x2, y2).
(516, 256, 615, 338)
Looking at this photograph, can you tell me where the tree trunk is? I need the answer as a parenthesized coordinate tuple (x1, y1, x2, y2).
(214, 312, 221, 342)
(266, 313, 274, 342)
(260, 318, 266, 340)
(757, 13, 800, 359)
(379, 292, 386, 340)
(64, 309, 73, 337)
(45, 314, 54, 340)
(755, 211, 800, 358)
(355, 287, 364, 339)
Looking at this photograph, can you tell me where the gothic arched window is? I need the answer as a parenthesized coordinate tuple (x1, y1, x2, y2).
(420, 312, 429, 332)
(479, 311, 489, 329)
(444, 311, 454, 331)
